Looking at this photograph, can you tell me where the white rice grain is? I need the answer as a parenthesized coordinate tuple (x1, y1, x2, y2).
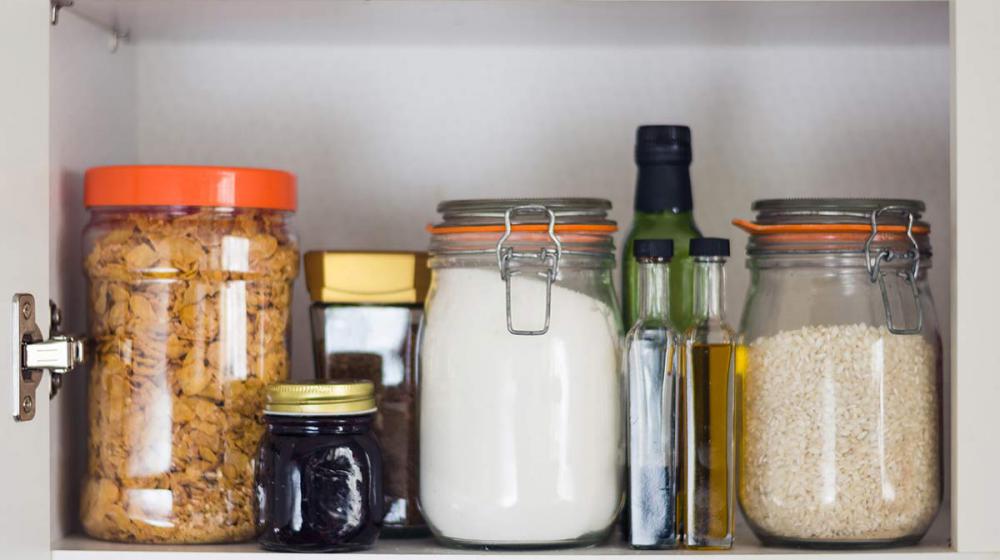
(740, 324, 940, 542)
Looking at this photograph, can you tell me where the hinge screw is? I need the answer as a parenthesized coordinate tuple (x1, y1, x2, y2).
(21, 396, 33, 415)
(21, 301, 32, 320)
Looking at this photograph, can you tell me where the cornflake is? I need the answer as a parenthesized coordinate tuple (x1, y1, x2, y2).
(82, 208, 298, 544)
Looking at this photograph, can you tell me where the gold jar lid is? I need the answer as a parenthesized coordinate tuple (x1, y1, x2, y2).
(304, 251, 430, 304)
(265, 380, 376, 415)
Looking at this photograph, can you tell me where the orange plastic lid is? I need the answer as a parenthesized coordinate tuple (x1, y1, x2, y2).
(427, 223, 618, 235)
(85, 165, 296, 211)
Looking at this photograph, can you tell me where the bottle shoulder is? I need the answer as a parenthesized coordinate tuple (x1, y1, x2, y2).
(626, 320, 680, 342)
(682, 320, 737, 345)
(625, 213, 702, 240)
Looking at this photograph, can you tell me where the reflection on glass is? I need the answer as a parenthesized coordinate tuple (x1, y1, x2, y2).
(310, 303, 424, 535)
(625, 252, 680, 549)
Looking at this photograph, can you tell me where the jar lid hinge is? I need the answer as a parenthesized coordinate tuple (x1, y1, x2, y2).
(497, 205, 562, 336)
(865, 206, 924, 335)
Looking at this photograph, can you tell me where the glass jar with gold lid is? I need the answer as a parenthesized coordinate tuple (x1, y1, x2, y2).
(255, 380, 384, 552)
(304, 251, 428, 536)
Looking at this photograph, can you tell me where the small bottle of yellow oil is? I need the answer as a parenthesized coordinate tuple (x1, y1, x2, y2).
(682, 238, 735, 550)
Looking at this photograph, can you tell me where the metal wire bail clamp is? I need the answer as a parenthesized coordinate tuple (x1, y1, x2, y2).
(864, 205, 924, 335)
(495, 205, 563, 336)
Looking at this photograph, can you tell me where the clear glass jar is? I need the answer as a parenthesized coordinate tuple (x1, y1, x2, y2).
(735, 199, 942, 548)
(420, 199, 625, 548)
(305, 251, 428, 536)
(80, 165, 299, 543)
(256, 381, 384, 552)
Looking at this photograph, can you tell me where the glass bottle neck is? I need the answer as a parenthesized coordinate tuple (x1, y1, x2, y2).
(632, 209, 697, 225)
(265, 413, 374, 436)
(692, 258, 725, 322)
(637, 260, 670, 322)
(635, 163, 693, 213)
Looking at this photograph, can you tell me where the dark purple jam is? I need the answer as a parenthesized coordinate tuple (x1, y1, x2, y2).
(255, 413, 384, 552)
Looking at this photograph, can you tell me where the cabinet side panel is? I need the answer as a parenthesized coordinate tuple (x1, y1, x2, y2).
(0, 0, 52, 557)
(49, 9, 138, 541)
(952, 0, 1000, 553)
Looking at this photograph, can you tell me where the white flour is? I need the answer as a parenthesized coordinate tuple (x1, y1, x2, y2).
(420, 267, 623, 545)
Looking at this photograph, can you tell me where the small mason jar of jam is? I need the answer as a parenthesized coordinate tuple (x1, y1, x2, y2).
(256, 380, 384, 552)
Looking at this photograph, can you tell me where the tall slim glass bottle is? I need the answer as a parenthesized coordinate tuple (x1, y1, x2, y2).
(623, 125, 702, 330)
(625, 239, 680, 550)
(682, 238, 735, 550)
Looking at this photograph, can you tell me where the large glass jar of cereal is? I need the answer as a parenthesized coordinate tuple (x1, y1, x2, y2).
(80, 165, 299, 543)
(734, 199, 942, 548)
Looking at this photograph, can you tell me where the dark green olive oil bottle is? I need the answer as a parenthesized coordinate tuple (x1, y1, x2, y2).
(622, 125, 702, 330)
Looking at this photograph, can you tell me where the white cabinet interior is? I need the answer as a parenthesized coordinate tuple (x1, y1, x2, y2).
(46, 0, 960, 557)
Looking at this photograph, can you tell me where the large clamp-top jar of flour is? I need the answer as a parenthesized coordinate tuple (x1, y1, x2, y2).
(420, 198, 625, 549)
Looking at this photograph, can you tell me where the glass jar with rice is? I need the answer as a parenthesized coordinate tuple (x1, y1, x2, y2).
(734, 199, 942, 548)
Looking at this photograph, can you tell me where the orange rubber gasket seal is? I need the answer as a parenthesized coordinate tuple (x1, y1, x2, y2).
(732, 219, 930, 236)
(428, 224, 618, 234)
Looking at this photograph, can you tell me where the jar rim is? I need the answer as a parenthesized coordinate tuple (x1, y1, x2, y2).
(736, 198, 933, 258)
(434, 197, 614, 227)
(264, 409, 377, 418)
(430, 198, 617, 262)
(428, 231, 616, 263)
(750, 198, 926, 225)
(428, 223, 617, 235)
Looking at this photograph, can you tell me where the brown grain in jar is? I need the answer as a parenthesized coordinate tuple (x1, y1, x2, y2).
(80, 165, 298, 543)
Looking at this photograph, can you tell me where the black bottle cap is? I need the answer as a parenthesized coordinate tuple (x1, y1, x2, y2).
(633, 239, 674, 260)
(689, 237, 730, 257)
(635, 125, 692, 166)
(633, 125, 694, 213)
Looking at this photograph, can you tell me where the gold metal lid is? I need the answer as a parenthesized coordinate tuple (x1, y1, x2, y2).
(304, 251, 430, 304)
(264, 380, 376, 416)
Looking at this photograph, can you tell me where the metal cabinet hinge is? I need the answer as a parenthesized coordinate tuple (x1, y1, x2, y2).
(50, 0, 130, 53)
(12, 294, 85, 422)
(50, 0, 74, 26)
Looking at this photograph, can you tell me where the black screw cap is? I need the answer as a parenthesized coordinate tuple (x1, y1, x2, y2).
(635, 125, 692, 165)
(689, 237, 730, 257)
(633, 239, 674, 260)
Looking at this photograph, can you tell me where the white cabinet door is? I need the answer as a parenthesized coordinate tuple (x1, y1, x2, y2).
(0, 0, 51, 557)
